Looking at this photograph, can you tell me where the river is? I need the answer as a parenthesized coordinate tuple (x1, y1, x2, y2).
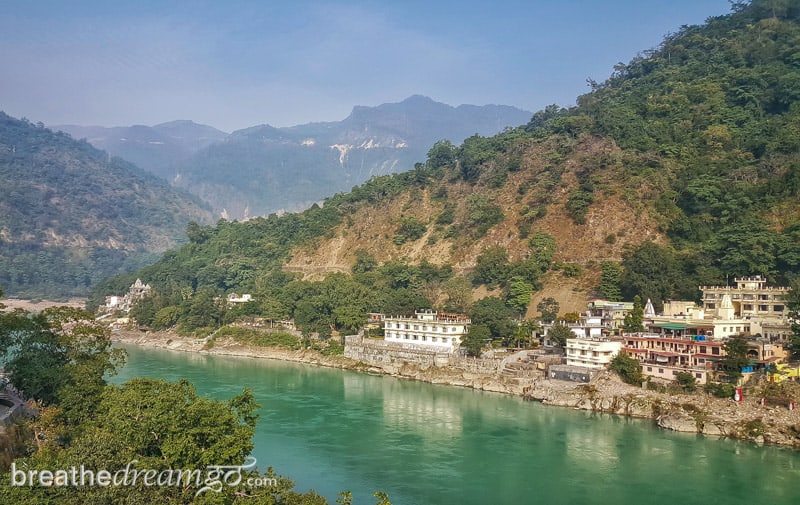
(112, 344, 800, 505)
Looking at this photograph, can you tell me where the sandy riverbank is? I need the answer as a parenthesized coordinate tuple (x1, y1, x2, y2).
(111, 330, 800, 449)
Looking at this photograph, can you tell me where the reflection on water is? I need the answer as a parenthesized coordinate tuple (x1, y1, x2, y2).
(113, 344, 800, 505)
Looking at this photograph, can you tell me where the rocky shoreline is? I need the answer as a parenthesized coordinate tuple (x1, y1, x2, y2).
(110, 330, 800, 449)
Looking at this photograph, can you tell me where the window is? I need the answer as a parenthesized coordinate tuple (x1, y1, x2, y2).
(695, 373, 702, 379)
(658, 368, 664, 374)
(647, 367, 653, 372)
(422, 336, 427, 341)
(712, 347, 720, 355)
(743, 304, 753, 311)
(706, 303, 716, 310)
(700, 346, 707, 354)
(759, 305, 769, 312)
(774, 305, 784, 312)
(672, 371, 678, 376)
(432, 337, 437, 342)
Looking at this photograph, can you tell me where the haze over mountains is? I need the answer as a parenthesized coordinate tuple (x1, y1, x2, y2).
(57, 96, 531, 218)
(0, 112, 213, 298)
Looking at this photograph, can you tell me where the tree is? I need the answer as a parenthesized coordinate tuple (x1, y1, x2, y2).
(469, 297, 516, 341)
(676, 372, 697, 392)
(0, 306, 125, 426)
(505, 276, 534, 315)
(547, 322, 573, 348)
(610, 352, 644, 386)
(513, 320, 539, 348)
(621, 242, 680, 313)
(443, 276, 473, 313)
(472, 246, 510, 287)
(462, 324, 491, 357)
(426, 139, 456, 169)
(598, 261, 623, 301)
(721, 336, 751, 379)
(537, 297, 560, 323)
(352, 249, 378, 274)
(788, 278, 800, 359)
(623, 295, 645, 333)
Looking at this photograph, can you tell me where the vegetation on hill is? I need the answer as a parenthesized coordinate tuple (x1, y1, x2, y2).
(94, 1, 800, 347)
(0, 113, 213, 298)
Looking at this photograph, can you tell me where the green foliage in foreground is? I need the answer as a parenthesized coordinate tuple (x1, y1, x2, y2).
(0, 306, 391, 504)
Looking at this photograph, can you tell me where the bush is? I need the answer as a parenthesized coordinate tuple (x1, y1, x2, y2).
(610, 352, 644, 386)
(704, 382, 736, 398)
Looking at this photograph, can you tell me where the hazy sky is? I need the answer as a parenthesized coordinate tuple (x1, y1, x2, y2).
(1, 0, 731, 132)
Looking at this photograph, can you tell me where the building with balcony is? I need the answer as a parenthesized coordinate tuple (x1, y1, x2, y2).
(383, 310, 470, 353)
(700, 276, 792, 342)
(564, 336, 622, 369)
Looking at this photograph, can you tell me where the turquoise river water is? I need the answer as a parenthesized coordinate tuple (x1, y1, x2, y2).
(112, 344, 800, 505)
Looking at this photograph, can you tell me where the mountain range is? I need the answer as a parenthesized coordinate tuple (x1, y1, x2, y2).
(0, 112, 213, 298)
(57, 96, 531, 217)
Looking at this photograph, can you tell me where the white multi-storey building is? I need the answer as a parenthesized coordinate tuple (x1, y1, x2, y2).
(383, 310, 470, 353)
(565, 336, 622, 369)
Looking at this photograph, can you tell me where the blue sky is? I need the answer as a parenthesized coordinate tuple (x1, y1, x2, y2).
(1, 0, 731, 132)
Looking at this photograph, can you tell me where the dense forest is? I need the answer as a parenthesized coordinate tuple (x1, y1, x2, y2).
(0, 113, 213, 298)
(92, 0, 800, 343)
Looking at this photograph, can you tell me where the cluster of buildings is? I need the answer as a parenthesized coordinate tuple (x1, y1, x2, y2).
(99, 278, 152, 314)
(544, 276, 795, 384)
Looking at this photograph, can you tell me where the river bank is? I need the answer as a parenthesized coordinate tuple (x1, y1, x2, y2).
(110, 330, 800, 449)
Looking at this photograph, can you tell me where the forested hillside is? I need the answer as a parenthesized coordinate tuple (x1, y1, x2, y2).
(0, 113, 213, 298)
(93, 0, 800, 339)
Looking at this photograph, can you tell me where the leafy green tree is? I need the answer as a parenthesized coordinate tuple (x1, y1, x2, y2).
(0, 307, 125, 426)
(472, 246, 510, 287)
(610, 352, 645, 386)
(443, 276, 473, 313)
(464, 194, 504, 236)
(512, 320, 539, 348)
(621, 243, 679, 314)
(676, 372, 697, 392)
(505, 276, 534, 314)
(462, 324, 491, 357)
(352, 249, 378, 274)
(623, 295, 645, 333)
(427, 139, 456, 169)
(469, 297, 516, 341)
(598, 261, 623, 301)
(721, 336, 751, 379)
(547, 322, 573, 348)
(536, 297, 560, 323)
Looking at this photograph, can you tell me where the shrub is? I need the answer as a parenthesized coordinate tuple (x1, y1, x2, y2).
(610, 352, 644, 385)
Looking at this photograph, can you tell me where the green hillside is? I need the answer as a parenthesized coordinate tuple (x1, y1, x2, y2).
(0, 113, 213, 298)
(91, 0, 800, 337)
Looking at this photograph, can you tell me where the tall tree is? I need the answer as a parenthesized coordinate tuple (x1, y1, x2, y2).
(721, 336, 751, 379)
(623, 295, 645, 333)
